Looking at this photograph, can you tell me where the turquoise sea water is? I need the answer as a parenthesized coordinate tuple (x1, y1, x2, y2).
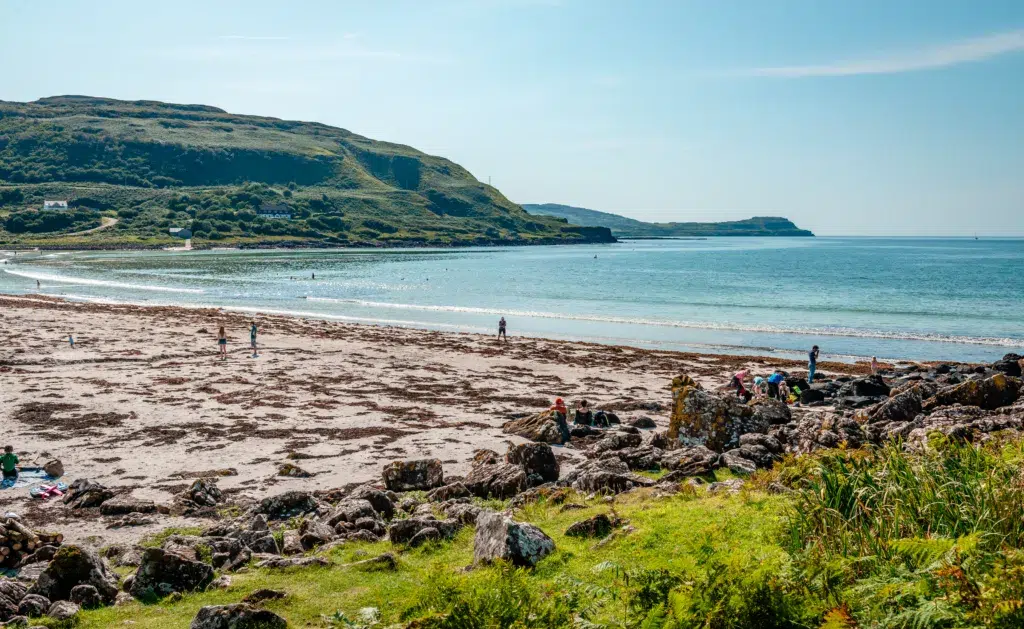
(1, 238, 1021, 363)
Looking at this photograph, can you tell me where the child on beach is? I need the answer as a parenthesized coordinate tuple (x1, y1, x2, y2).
(250, 321, 259, 358)
(1, 446, 19, 485)
(498, 317, 507, 342)
(218, 326, 228, 359)
(68, 332, 75, 349)
(871, 356, 879, 374)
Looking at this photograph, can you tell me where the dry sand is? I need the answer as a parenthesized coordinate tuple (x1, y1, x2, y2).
(0, 294, 866, 548)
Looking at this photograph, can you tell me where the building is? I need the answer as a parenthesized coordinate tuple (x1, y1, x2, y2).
(42, 200, 69, 211)
(257, 203, 292, 220)
(169, 227, 192, 239)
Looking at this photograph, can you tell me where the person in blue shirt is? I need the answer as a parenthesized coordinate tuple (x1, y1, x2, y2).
(808, 346, 820, 383)
(767, 371, 787, 400)
(250, 321, 259, 358)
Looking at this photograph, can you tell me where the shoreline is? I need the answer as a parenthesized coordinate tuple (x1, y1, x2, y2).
(0, 294, 890, 548)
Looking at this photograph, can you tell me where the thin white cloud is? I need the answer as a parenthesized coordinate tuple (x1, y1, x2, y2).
(217, 35, 291, 41)
(754, 29, 1024, 78)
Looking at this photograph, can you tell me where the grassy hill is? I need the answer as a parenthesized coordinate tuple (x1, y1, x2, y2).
(0, 97, 613, 248)
(523, 203, 814, 238)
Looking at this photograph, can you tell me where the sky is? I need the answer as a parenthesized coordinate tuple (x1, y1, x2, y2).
(1, 0, 1023, 236)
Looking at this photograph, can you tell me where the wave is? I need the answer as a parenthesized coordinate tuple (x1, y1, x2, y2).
(2, 269, 205, 294)
(305, 297, 1024, 348)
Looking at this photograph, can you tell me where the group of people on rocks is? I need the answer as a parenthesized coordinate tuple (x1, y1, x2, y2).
(728, 345, 822, 403)
(548, 397, 612, 441)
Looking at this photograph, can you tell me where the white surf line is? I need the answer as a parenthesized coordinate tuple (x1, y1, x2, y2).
(2, 268, 205, 294)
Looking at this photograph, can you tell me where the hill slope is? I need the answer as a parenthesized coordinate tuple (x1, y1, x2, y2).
(524, 203, 814, 238)
(0, 97, 613, 248)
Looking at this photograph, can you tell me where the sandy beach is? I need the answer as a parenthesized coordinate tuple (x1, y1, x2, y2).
(0, 294, 869, 547)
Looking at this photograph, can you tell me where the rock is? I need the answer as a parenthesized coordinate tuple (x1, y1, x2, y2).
(502, 411, 567, 445)
(441, 502, 483, 525)
(427, 482, 472, 503)
(1, 616, 28, 628)
(46, 600, 79, 622)
(669, 378, 762, 452)
(992, 354, 1023, 378)
(835, 395, 886, 410)
(16, 595, 49, 618)
(257, 490, 319, 520)
(255, 555, 329, 569)
(564, 514, 614, 539)
(630, 416, 657, 429)
(353, 517, 386, 537)
(721, 450, 758, 475)
(113, 592, 133, 607)
(298, 519, 335, 551)
(28, 545, 119, 605)
(184, 478, 223, 507)
(707, 479, 745, 495)
(409, 527, 442, 547)
(646, 430, 670, 449)
(277, 463, 312, 478)
(660, 446, 720, 476)
(281, 531, 302, 556)
(382, 459, 444, 492)
(612, 446, 664, 471)
(0, 580, 27, 620)
(474, 511, 554, 568)
(667, 374, 702, 439)
(838, 375, 891, 398)
(240, 533, 278, 555)
(348, 486, 396, 520)
(738, 432, 783, 454)
(388, 517, 460, 545)
(107, 513, 155, 528)
(749, 398, 791, 425)
(324, 499, 377, 528)
(800, 388, 826, 404)
(99, 496, 157, 516)
(129, 548, 214, 600)
(869, 387, 924, 423)
(505, 442, 560, 483)
(463, 462, 528, 499)
(42, 460, 63, 479)
(189, 604, 287, 629)
(68, 585, 101, 610)
(347, 553, 398, 572)
(571, 465, 653, 494)
(593, 432, 643, 453)
(923, 374, 1021, 412)
(242, 589, 286, 604)
(570, 425, 602, 439)
(62, 479, 114, 509)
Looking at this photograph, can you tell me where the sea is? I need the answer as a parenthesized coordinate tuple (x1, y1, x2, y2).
(1, 238, 1021, 363)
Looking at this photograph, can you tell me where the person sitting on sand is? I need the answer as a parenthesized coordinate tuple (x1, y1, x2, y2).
(1, 446, 19, 484)
(217, 326, 228, 359)
(250, 321, 259, 358)
(498, 317, 507, 342)
(574, 399, 594, 426)
(550, 398, 570, 442)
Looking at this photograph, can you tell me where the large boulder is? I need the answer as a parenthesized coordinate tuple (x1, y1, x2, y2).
(750, 398, 791, 425)
(505, 442, 560, 484)
(428, 483, 472, 503)
(128, 548, 214, 600)
(62, 479, 114, 509)
(46, 600, 80, 622)
(190, 604, 287, 629)
(660, 446, 720, 476)
(838, 375, 891, 398)
(388, 517, 461, 545)
(612, 446, 665, 471)
(566, 458, 654, 494)
(183, 478, 223, 507)
(593, 432, 643, 453)
(565, 514, 614, 539)
(323, 499, 377, 528)
(28, 545, 119, 605)
(474, 511, 554, 568)
(382, 459, 444, 492)
(463, 463, 528, 499)
(992, 354, 1022, 378)
(257, 491, 319, 520)
(0, 580, 27, 621)
(502, 411, 566, 445)
(869, 386, 924, 423)
(669, 378, 763, 452)
(17, 593, 50, 618)
(347, 486, 396, 520)
(923, 374, 1021, 412)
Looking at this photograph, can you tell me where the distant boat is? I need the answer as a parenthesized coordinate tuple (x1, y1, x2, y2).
(975, 233, 979, 240)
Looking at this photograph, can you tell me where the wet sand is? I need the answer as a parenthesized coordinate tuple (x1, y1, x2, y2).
(0, 294, 867, 547)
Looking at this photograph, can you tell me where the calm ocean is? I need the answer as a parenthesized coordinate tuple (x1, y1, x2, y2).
(2, 238, 1021, 363)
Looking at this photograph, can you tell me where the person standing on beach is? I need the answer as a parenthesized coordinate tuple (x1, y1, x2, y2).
(871, 356, 879, 375)
(218, 326, 228, 359)
(68, 332, 75, 349)
(808, 345, 820, 383)
(250, 321, 259, 358)
(498, 317, 507, 342)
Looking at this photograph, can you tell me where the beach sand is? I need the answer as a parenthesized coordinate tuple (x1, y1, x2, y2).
(0, 294, 867, 547)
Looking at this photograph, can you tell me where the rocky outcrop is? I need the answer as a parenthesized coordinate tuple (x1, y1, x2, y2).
(593, 431, 643, 453)
(502, 411, 566, 445)
(256, 491, 319, 520)
(923, 374, 1021, 412)
(660, 446, 720, 476)
(464, 462, 528, 499)
(838, 375, 891, 399)
(505, 443, 560, 484)
(348, 486, 396, 521)
(428, 483, 472, 503)
(668, 377, 762, 452)
(565, 514, 614, 539)
(62, 479, 114, 510)
(749, 398, 791, 425)
(189, 604, 287, 629)
(474, 511, 554, 568)
(388, 517, 460, 545)
(869, 386, 924, 423)
(566, 458, 655, 494)
(992, 353, 1022, 377)
(128, 548, 214, 600)
(183, 478, 223, 507)
(382, 459, 444, 492)
(28, 545, 119, 605)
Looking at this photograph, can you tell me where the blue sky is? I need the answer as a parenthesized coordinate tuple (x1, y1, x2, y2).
(2, 0, 1023, 236)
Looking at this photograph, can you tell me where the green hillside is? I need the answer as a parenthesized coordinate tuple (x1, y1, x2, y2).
(523, 203, 814, 238)
(0, 97, 613, 248)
